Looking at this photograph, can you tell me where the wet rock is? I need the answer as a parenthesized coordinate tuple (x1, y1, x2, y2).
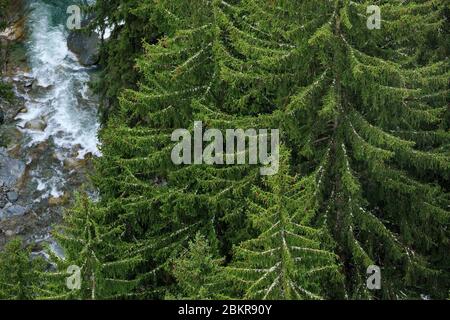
(7, 144, 21, 158)
(1, 224, 24, 238)
(70, 144, 82, 157)
(4, 230, 14, 237)
(0, 204, 28, 221)
(23, 78, 35, 88)
(47, 197, 61, 206)
(0, 27, 15, 41)
(15, 225, 24, 235)
(32, 141, 49, 154)
(48, 192, 69, 207)
(67, 30, 100, 66)
(24, 119, 47, 131)
(1, 127, 23, 150)
(0, 147, 25, 188)
(63, 157, 86, 170)
(0, 16, 26, 41)
(25, 79, 52, 94)
(6, 191, 18, 202)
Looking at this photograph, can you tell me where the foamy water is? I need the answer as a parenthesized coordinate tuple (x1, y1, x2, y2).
(14, 1, 100, 198)
(16, 2, 100, 157)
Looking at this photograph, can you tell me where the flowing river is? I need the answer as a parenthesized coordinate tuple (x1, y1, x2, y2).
(0, 0, 100, 252)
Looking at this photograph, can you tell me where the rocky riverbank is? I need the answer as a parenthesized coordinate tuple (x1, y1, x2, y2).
(0, 0, 28, 247)
(0, 0, 100, 251)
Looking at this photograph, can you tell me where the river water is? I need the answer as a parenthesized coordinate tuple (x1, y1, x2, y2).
(17, 0, 100, 194)
(0, 0, 100, 251)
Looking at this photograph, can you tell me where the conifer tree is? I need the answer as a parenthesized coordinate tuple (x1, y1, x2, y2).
(38, 194, 141, 299)
(0, 238, 45, 300)
(226, 149, 344, 299)
(89, 0, 448, 299)
(168, 232, 224, 299)
(211, 0, 449, 298)
(94, 0, 235, 295)
(88, 0, 159, 120)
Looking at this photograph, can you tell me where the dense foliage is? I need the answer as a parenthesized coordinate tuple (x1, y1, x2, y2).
(0, 238, 45, 299)
(88, 0, 160, 121)
(1, 0, 449, 300)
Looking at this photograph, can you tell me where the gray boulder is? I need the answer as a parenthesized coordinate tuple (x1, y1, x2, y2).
(25, 119, 47, 131)
(0, 204, 28, 221)
(0, 147, 25, 188)
(67, 30, 100, 66)
(6, 191, 18, 202)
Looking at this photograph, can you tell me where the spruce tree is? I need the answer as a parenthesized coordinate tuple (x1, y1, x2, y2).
(227, 149, 344, 299)
(169, 232, 224, 299)
(87, 0, 448, 299)
(0, 238, 45, 300)
(213, 0, 449, 298)
(38, 194, 141, 299)
(88, 0, 159, 121)
(94, 0, 233, 296)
